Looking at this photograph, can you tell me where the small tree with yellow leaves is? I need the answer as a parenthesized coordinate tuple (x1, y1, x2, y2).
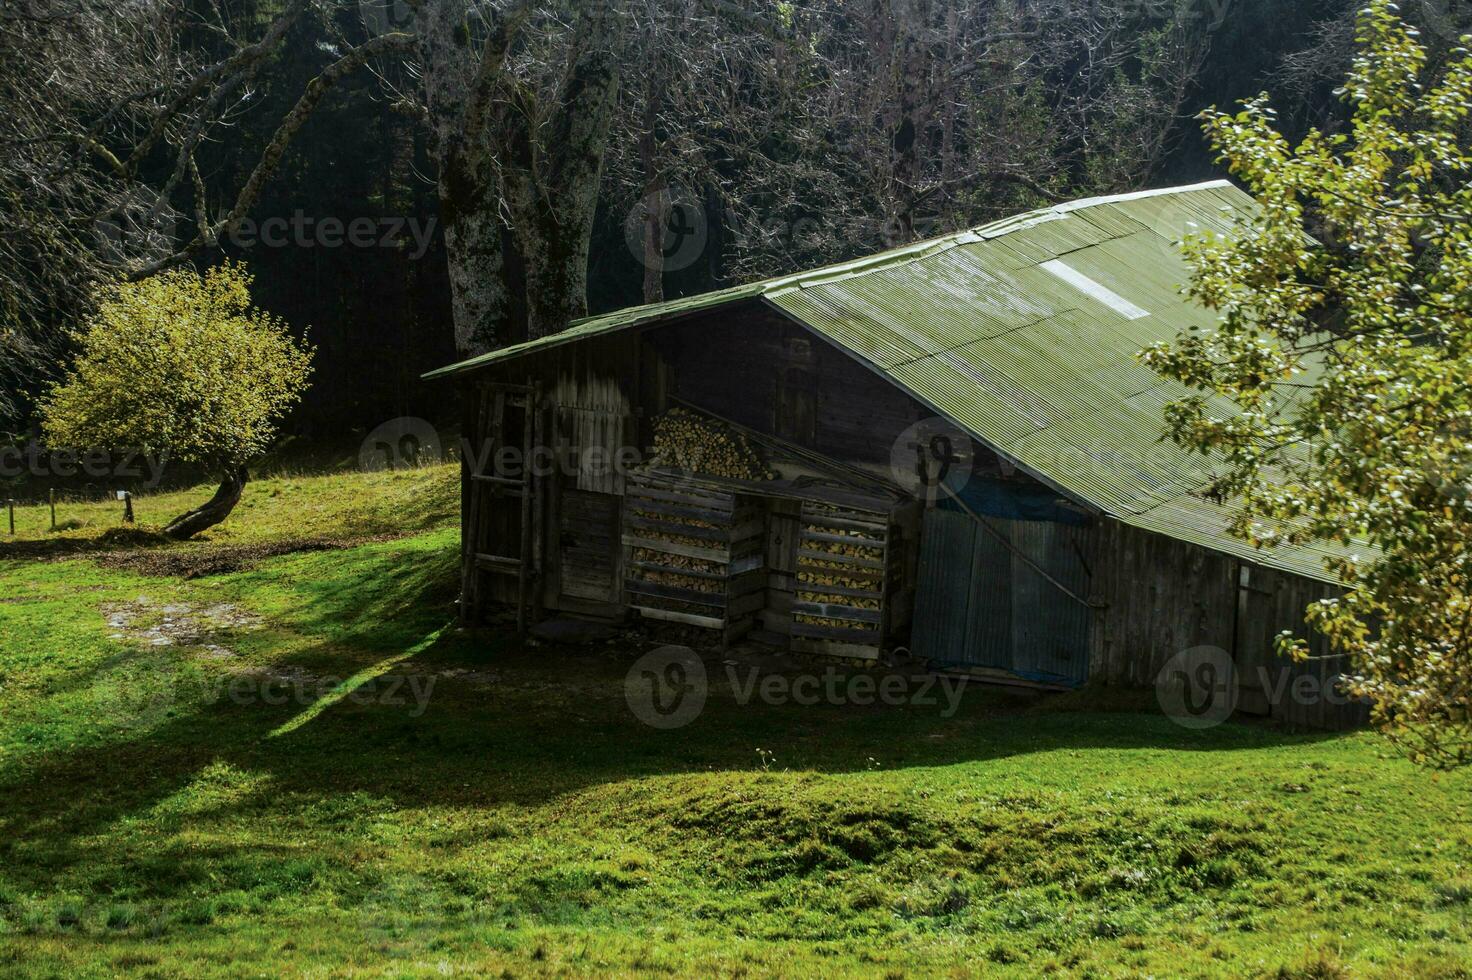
(41, 262, 313, 539)
(1143, 2, 1472, 767)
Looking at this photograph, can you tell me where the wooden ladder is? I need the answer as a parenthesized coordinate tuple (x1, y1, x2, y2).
(463, 380, 543, 636)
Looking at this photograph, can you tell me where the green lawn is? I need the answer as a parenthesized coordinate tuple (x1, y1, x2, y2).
(0, 471, 1469, 977)
(1, 463, 459, 549)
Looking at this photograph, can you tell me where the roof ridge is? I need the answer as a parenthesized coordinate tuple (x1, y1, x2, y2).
(423, 180, 1239, 381)
(1049, 179, 1233, 215)
(755, 180, 1237, 298)
(688, 180, 1240, 303)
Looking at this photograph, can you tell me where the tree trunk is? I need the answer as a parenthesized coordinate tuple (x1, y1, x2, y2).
(164, 467, 248, 540)
(440, 159, 512, 355)
(639, 41, 666, 305)
(416, 0, 619, 347)
(507, 39, 620, 340)
(418, 0, 518, 357)
(519, 209, 598, 339)
(885, 0, 928, 245)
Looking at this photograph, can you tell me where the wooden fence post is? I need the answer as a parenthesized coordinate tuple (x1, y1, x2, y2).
(49, 488, 56, 531)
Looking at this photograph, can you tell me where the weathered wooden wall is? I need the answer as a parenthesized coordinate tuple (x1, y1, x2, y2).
(1084, 516, 1367, 730)
(465, 332, 644, 616)
(1084, 517, 1240, 688)
(761, 497, 803, 638)
(1232, 562, 1368, 730)
(647, 307, 926, 468)
(558, 489, 621, 603)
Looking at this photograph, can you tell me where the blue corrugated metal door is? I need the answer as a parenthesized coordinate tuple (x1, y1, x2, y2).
(912, 510, 976, 665)
(912, 509, 1091, 686)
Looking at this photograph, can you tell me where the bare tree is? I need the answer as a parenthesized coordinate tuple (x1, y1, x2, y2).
(709, 0, 1221, 279)
(0, 0, 189, 420)
(0, 0, 605, 358)
(103, 0, 632, 352)
(602, 0, 801, 302)
(3, 0, 1229, 387)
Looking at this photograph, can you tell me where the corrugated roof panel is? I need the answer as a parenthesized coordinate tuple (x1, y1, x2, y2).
(992, 219, 1103, 265)
(424, 180, 1352, 583)
(1075, 205, 1150, 239)
(773, 287, 931, 368)
(1111, 188, 1237, 246)
(982, 237, 1051, 270)
(888, 354, 1051, 448)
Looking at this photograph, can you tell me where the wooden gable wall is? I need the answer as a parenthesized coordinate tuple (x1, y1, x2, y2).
(644, 306, 929, 470)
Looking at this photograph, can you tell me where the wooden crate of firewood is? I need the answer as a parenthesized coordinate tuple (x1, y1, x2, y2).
(621, 472, 766, 645)
(791, 500, 897, 660)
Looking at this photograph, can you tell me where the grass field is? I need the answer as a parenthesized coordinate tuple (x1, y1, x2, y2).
(1, 468, 1469, 977)
(0, 464, 459, 550)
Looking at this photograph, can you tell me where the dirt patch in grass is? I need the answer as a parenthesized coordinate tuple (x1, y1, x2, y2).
(0, 524, 408, 578)
(102, 597, 265, 655)
(92, 534, 401, 579)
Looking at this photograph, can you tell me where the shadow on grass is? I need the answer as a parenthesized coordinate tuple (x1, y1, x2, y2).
(0, 526, 172, 561)
(0, 534, 1348, 904)
(0, 530, 413, 580)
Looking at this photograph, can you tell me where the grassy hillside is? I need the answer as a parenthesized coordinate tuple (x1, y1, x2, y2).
(1, 468, 1469, 977)
(0, 464, 459, 550)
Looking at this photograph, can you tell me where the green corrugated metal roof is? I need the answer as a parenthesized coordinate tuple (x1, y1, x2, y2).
(424, 181, 1352, 583)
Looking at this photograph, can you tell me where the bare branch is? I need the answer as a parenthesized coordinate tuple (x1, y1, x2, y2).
(129, 31, 418, 280)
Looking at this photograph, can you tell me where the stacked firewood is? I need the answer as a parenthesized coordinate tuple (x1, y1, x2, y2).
(632, 545, 719, 572)
(641, 568, 720, 594)
(797, 518, 883, 627)
(797, 589, 881, 610)
(798, 564, 875, 592)
(629, 504, 722, 592)
(795, 612, 877, 630)
(651, 408, 775, 481)
(630, 508, 716, 532)
(802, 528, 883, 562)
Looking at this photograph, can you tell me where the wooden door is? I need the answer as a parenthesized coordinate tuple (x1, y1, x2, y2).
(911, 509, 1091, 686)
(557, 489, 621, 604)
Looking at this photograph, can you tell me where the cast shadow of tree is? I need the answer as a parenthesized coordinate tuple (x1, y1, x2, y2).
(0, 537, 1344, 907)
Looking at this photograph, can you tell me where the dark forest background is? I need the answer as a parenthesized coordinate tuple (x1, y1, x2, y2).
(3, 0, 1373, 449)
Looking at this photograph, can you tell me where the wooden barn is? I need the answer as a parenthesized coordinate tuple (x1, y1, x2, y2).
(425, 181, 1367, 730)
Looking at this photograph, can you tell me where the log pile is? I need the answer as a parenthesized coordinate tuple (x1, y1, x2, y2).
(651, 408, 775, 481)
(632, 545, 721, 576)
(798, 563, 876, 593)
(621, 472, 766, 645)
(791, 500, 892, 657)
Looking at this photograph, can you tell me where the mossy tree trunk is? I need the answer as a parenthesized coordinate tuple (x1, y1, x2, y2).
(418, 0, 520, 356)
(419, 0, 621, 353)
(163, 467, 248, 540)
